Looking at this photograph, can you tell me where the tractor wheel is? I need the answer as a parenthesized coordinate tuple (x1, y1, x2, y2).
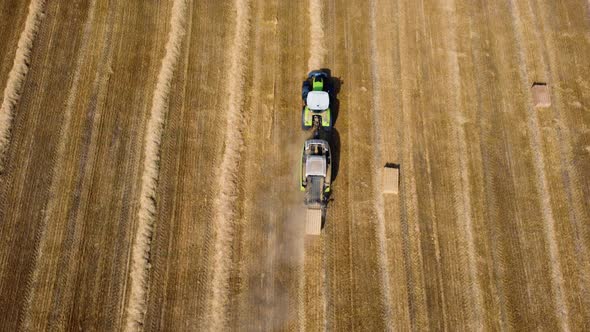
(321, 113, 332, 131)
(302, 81, 310, 100)
(301, 108, 311, 130)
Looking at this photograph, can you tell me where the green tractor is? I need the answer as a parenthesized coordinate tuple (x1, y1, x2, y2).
(301, 70, 333, 131)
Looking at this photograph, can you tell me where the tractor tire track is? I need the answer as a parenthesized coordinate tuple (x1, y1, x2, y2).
(45, 4, 115, 329)
(142, 0, 234, 328)
(303, 0, 328, 330)
(205, 0, 251, 329)
(396, 0, 430, 328)
(308, 0, 326, 71)
(374, 0, 412, 328)
(455, 2, 501, 328)
(327, 1, 391, 330)
(7, 0, 175, 328)
(125, 0, 188, 329)
(0, 0, 46, 172)
(368, 0, 395, 329)
(530, 0, 590, 325)
(473, 0, 563, 328)
(321, 1, 353, 330)
(0, 1, 95, 329)
(410, 17, 449, 326)
(465, 2, 514, 328)
(439, 0, 484, 327)
(229, 0, 294, 329)
(19, 1, 99, 329)
(304, 238, 326, 331)
(507, 1, 569, 329)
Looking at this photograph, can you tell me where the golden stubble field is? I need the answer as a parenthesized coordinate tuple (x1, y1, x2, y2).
(0, 0, 589, 330)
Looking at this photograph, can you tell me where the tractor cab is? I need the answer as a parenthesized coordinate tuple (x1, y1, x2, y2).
(306, 91, 330, 111)
(302, 71, 330, 98)
(301, 70, 332, 130)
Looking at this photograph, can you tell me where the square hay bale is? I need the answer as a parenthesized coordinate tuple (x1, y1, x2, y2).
(306, 209, 322, 235)
(383, 163, 399, 194)
(531, 82, 551, 108)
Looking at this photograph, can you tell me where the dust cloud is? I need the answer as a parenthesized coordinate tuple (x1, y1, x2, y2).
(239, 134, 307, 331)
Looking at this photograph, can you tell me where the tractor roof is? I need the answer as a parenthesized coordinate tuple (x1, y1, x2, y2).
(306, 91, 330, 111)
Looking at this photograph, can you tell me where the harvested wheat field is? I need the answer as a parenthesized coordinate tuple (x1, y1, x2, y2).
(0, 0, 589, 330)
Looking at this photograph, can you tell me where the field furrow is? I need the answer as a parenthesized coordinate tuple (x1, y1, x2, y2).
(0, 0, 31, 96)
(0, 0, 45, 171)
(143, 0, 233, 329)
(126, 0, 188, 328)
(0, 0, 588, 330)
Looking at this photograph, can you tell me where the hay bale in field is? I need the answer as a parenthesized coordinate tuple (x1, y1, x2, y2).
(532, 82, 551, 108)
(306, 208, 322, 235)
(383, 163, 399, 194)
